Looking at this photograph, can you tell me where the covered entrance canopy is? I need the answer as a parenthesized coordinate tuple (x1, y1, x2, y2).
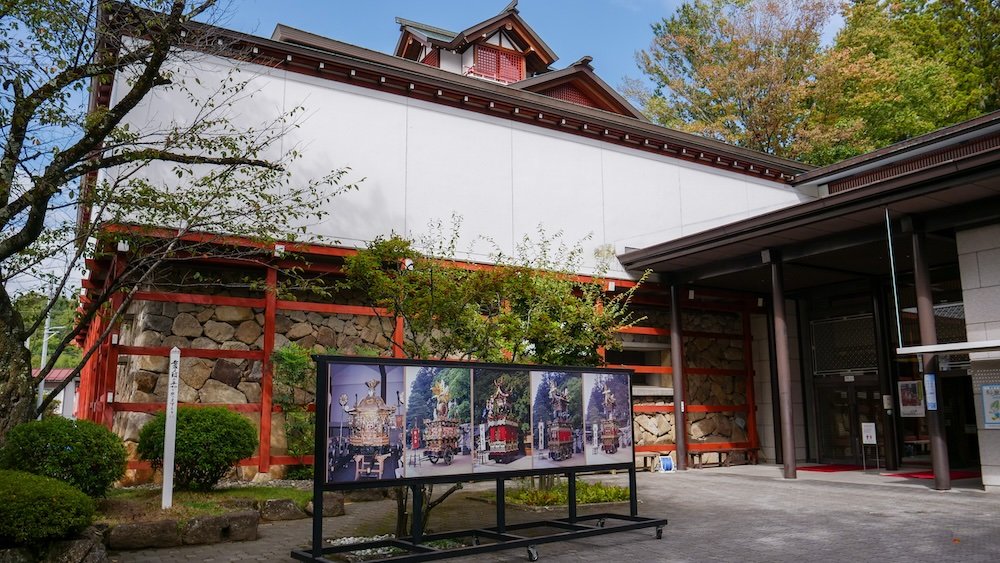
(619, 111, 1000, 489)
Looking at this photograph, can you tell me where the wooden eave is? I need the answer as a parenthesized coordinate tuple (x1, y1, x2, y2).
(514, 57, 644, 120)
(445, 12, 557, 73)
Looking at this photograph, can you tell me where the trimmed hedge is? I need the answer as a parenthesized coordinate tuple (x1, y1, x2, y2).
(0, 417, 127, 497)
(138, 407, 257, 491)
(0, 470, 95, 546)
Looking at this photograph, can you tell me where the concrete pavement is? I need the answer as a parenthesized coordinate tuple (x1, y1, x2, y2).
(112, 465, 1000, 562)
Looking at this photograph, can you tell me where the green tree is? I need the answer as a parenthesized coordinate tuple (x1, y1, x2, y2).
(631, 0, 836, 157)
(341, 218, 647, 366)
(14, 291, 82, 369)
(0, 1, 353, 438)
(794, 0, 977, 164)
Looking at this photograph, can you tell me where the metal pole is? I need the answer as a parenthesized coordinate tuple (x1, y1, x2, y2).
(670, 285, 688, 470)
(770, 252, 797, 479)
(37, 313, 51, 420)
(911, 231, 950, 490)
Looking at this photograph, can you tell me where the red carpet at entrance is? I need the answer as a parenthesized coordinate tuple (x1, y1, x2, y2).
(884, 470, 981, 480)
(798, 464, 865, 472)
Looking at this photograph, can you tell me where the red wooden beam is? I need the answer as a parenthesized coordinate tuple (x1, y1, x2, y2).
(117, 345, 264, 360)
(686, 441, 751, 451)
(393, 316, 404, 358)
(276, 300, 386, 316)
(632, 404, 676, 413)
(618, 326, 669, 336)
(259, 268, 277, 473)
(270, 455, 315, 465)
(607, 364, 671, 374)
(635, 444, 676, 452)
(133, 291, 264, 308)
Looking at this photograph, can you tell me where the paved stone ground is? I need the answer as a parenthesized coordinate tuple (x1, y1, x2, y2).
(112, 466, 1000, 562)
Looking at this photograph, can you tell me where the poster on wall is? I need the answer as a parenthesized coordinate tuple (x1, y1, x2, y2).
(898, 380, 925, 418)
(472, 368, 532, 472)
(321, 358, 635, 487)
(530, 371, 587, 469)
(982, 384, 1000, 429)
(583, 372, 633, 465)
(403, 366, 473, 478)
(326, 363, 405, 484)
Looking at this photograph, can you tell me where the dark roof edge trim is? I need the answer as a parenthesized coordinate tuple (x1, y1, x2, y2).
(794, 109, 1000, 185)
(263, 24, 807, 177)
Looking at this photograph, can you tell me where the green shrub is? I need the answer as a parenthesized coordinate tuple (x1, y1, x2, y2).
(0, 470, 95, 546)
(505, 479, 629, 506)
(137, 407, 257, 491)
(0, 417, 127, 497)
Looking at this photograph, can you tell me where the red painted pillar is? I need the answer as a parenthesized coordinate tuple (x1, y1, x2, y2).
(259, 267, 277, 473)
(743, 307, 759, 453)
(393, 316, 404, 358)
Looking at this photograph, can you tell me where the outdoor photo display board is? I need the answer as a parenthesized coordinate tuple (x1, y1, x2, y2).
(319, 357, 634, 487)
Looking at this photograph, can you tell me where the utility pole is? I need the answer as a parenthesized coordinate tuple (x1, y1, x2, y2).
(36, 292, 66, 420)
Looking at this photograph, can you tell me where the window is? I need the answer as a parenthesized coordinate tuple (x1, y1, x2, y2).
(472, 45, 524, 83)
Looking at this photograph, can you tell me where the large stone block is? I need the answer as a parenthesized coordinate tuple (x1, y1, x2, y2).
(141, 314, 173, 333)
(235, 320, 262, 344)
(133, 370, 159, 393)
(286, 322, 313, 340)
(192, 336, 219, 350)
(137, 354, 169, 373)
(215, 306, 254, 322)
(199, 379, 248, 404)
(133, 330, 162, 348)
(305, 492, 346, 517)
(172, 313, 203, 337)
(154, 375, 198, 403)
(210, 359, 242, 387)
(180, 357, 213, 389)
(259, 499, 307, 521)
(204, 320, 236, 343)
(238, 382, 262, 403)
(108, 520, 180, 550)
(182, 511, 259, 544)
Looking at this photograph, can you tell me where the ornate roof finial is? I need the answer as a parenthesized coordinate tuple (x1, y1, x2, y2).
(503, 0, 519, 14)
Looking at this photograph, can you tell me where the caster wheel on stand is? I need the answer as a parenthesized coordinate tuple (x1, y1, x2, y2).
(527, 545, 539, 561)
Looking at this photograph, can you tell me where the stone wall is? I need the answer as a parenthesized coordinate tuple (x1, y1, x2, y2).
(111, 293, 395, 482)
(633, 397, 674, 448)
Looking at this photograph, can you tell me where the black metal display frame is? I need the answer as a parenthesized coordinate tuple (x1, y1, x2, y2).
(291, 356, 667, 562)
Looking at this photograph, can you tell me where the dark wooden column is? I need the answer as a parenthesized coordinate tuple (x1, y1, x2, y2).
(670, 285, 688, 470)
(912, 231, 951, 490)
(871, 278, 900, 471)
(767, 249, 797, 479)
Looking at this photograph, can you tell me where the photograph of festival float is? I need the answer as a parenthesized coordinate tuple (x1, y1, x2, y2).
(403, 366, 473, 478)
(583, 372, 634, 465)
(326, 363, 405, 484)
(531, 371, 587, 469)
(472, 369, 532, 472)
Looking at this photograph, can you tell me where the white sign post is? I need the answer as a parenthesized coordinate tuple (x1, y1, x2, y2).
(162, 347, 181, 509)
(861, 422, 878, 471)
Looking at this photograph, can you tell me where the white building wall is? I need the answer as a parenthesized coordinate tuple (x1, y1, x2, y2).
(107, 53, 817, 278)
(440, 50, 462, 74)
(957, 224, 1000, 491)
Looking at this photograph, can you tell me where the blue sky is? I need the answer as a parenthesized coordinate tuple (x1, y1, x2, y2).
(222, 0, 695, 90)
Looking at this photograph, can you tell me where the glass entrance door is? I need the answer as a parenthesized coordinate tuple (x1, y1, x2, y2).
(815, 377, 886, 465)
